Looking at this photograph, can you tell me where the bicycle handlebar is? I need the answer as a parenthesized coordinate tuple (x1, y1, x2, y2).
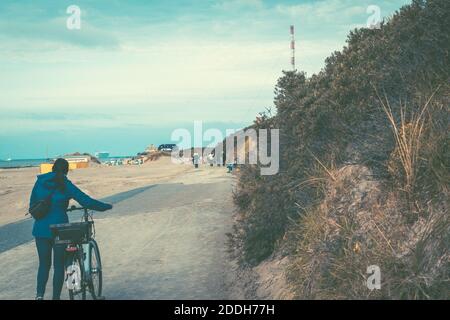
(66, 205, 87, 212)
(66, 205, 112, 213)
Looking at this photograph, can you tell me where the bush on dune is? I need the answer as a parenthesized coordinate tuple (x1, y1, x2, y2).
(234, 0, 449, 299)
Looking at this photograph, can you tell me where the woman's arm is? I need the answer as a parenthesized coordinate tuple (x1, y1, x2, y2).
(67, 181, 113, 212)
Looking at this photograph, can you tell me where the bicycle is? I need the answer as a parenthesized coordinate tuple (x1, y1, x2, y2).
(50, 206, 104, 300)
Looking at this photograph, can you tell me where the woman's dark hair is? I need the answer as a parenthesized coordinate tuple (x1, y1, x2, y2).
(52, 158, 69, 191)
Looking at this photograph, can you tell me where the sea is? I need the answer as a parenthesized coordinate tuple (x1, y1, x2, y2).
(0, 159, 48, 169)
(0, 156, 133, 169)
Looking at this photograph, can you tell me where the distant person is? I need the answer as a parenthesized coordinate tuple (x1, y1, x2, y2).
(226, 157, 238, 173)
(193, 152, 200, 169)
(207, 153, 214, 167)
(29, 158, 113, 300)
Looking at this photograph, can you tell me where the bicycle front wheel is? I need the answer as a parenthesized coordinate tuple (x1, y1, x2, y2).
(88, 240, 103, 300)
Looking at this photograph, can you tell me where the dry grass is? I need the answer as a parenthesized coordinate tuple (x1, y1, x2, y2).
(376, 88, 440, 194)
(288, 165, 449, 299)
(287, 90, 449, 299)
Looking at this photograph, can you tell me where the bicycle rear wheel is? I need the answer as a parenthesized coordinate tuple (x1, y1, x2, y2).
(88, 240, 103, 300)
(67, 253, 86, 300)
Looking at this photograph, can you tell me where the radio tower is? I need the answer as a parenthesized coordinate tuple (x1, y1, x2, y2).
(290, 25, 296, 71)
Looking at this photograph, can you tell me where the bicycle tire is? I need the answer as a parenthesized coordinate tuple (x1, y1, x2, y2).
(88, 240, 103, 300)
(67, 253, 86, 300)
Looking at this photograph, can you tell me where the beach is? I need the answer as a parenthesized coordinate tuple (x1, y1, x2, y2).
(0, 156, 190, 226)
(0, 157, 240, 299)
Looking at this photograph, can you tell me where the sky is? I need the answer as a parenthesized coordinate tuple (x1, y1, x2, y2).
(0, 0, 411, 159)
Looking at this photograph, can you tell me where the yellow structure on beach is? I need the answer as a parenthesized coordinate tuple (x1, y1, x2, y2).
(40, 156, 90, 174)
(40, 163, 54, 174)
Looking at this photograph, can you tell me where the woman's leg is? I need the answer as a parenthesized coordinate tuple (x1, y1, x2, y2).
(52, 242, 66, 300)
(35, 238, 52, 298)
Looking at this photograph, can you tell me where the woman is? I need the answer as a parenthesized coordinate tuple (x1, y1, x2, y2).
(29, 158, 112, 300)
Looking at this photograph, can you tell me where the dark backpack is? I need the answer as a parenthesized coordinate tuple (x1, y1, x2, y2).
(28, 191, 54, 220)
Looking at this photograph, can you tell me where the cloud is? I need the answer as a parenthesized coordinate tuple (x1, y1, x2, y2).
(0, 17, 119, 49)
(0, 0, 411, 118)
(213, 0, 264, 11)
(276, 0, 367, 23)
(0, 0, 412, 158)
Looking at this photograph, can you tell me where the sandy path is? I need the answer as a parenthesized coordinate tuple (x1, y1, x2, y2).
(0, 165, 235, 300)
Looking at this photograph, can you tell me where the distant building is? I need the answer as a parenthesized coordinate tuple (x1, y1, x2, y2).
(95, 151, 110, 159)
(61, 155, 90, 163)
(158, 144, 177, 152)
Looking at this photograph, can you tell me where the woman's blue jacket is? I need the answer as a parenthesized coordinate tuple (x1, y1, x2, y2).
(30, 172, 112, 238)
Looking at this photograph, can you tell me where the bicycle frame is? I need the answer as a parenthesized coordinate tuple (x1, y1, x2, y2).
(80, 208, 93, 277)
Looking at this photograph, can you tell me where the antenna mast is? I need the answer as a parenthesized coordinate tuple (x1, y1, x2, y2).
(290, 25, 296, 71)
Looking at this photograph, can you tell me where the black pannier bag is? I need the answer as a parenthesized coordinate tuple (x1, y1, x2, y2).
(50, 222, 93, 244)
